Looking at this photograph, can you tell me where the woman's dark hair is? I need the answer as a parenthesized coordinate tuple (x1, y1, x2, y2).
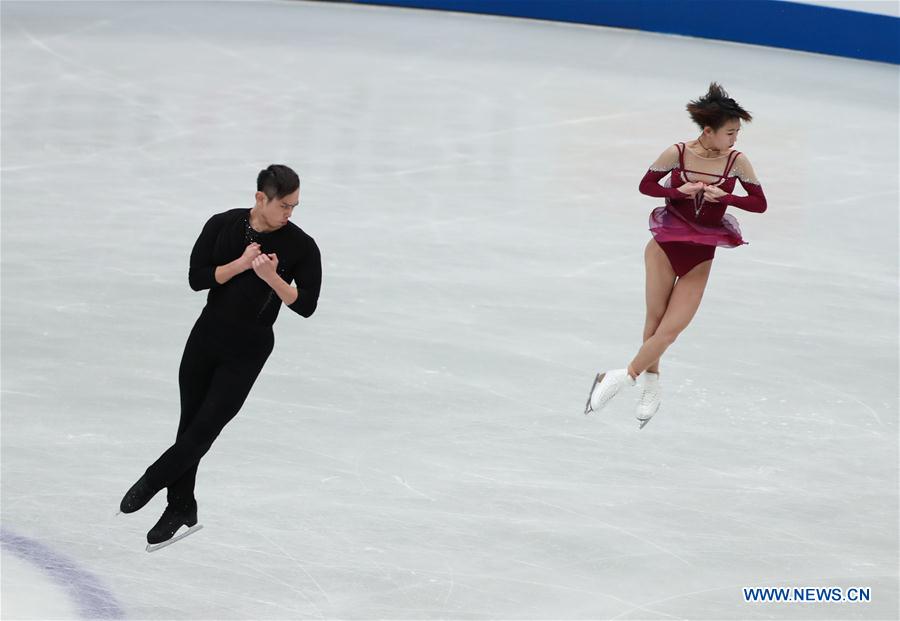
(686, 83, 752, 130)
(257, 164, 300, 200)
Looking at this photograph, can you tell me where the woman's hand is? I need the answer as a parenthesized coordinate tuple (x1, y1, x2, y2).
(252, 253, 279, 282)
(677, 182, 705, 196)
(702, 185, 728, 202)
(240, 243, 262, 270)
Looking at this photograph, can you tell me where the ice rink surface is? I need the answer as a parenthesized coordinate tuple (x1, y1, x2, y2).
(2, 1, 897, 619)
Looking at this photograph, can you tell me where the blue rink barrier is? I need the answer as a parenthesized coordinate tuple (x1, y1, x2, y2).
(346, 0, 900, 65)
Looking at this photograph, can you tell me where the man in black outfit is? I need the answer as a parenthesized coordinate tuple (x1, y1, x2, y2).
(119, 164, 322, 549)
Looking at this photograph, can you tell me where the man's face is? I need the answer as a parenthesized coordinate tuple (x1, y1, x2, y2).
(257, 188, 299, 228)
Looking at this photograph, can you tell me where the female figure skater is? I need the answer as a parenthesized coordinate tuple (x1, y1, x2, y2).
(119, 164, 322, 550)
(585, 83, 767, 428)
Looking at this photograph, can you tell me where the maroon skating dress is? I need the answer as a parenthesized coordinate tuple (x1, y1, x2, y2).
(638, 142, 767, 276)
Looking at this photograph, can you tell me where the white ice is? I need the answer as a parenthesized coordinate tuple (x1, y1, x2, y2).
(1, 1, 897, 619)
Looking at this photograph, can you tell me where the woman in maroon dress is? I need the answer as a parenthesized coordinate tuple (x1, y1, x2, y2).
(585, 83, 767, 428)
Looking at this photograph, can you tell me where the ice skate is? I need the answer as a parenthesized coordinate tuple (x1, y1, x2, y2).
(636, 372, 661, 429)
(146, 500, 202, 553)
(119, 474, 159, 514)
(584, 368, 635, 414)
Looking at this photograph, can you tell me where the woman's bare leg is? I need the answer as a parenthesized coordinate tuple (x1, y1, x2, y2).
(642, 240, 677, 375)
(628, 259, 712, 377)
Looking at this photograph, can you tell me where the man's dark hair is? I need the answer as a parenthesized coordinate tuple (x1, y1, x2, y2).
(257, 164, 300, 200)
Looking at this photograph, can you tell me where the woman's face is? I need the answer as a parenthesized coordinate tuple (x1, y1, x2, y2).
(704, 118, 741, 151)
(255, 188, 299, 229)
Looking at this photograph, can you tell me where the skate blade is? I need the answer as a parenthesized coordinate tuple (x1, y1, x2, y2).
(145, 524, 203, 553)
(584, 372, 605, 415)
(637, 417, 652, 430)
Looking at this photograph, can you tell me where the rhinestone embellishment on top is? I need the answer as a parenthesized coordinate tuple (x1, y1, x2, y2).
(244, 217, 263, 245)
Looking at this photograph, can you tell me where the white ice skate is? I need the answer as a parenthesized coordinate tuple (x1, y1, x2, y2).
(636, 372, 661, 429)
(584, 369, 635, 415)
(145, 524, 203, 553)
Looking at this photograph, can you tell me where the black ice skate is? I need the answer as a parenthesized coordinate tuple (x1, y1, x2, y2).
(146, 500, 202, 553)
(119, 474, 159, 514)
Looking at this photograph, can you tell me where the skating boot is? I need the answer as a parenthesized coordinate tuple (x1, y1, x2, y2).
(584, 369, 636, 415)
(146, 499, 202, 552)
(119, 474, 159, 514)
(636, 372, 661, 429)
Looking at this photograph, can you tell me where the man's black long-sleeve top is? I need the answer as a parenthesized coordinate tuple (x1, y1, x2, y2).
(188, 208, 322, 325)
